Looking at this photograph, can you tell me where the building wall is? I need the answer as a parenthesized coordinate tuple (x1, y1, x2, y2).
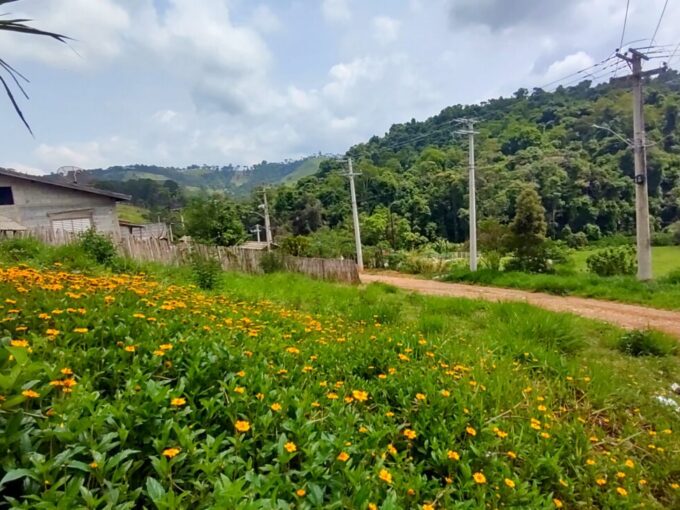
(0, 175, 121, 236)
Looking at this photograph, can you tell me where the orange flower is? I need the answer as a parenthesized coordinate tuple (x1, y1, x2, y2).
(504, 478, 515, 489)
(553, 499, 563, 508)
(447, 450, 460, 461)
(22, 389, 40, 398)
(379, 469, 393, 484)
(60, 368, 73, 375)
(403, 428, 417, 440)
(73, 328, 88, 334)
(284, 442, 297, 453)
(124, 345, 136, 352)
(473, 472, 486, 484)
(466, 426, 477, 437)
(337, 451, 350, 462)
(235, 420, 250, 433)
(162, 447, 180, 458)
(270, 403, 282, 412)
(171, 397, 186, 407)
(295, 489, 306, 497)
(10, 339, 29, 348)
(352, 390, 368, 402)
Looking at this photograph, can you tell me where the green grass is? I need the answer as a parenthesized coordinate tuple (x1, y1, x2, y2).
(116, 203, 150, 224)
(445, 268, 680, 310)
(572, 246, 680, 277)
(1, 242, 680, 507)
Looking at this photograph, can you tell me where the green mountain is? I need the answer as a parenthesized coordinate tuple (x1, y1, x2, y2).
(81, 156, 325, 196)
(267, 70, 680, 248)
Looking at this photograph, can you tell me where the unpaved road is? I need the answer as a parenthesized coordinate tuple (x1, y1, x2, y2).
(361, 273, 680, 339)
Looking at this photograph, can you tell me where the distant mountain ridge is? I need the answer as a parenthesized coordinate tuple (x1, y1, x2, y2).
(74, 155, 327, 195)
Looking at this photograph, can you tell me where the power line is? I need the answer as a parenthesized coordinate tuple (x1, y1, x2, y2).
(619, 0, 631, 50)
(650, 0, 670, 46)
(538, 53, 616, 90)
(668, 41, 680, 64)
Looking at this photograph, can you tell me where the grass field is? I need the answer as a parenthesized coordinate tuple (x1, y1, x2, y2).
(116, 203, 150, 224)
(445, 246, 680, 310)
(0, 255, 679, 508)
(571, 246, 680, 277)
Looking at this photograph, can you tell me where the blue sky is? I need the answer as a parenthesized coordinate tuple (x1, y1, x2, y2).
(0, 0, 679, 173)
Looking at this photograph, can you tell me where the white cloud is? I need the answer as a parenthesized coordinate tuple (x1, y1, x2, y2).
(322, 0, 351, 23)
(0, 0, 129, 68)
(373, 16, 401, 45)
(540, 51, 596, 86)
(250, 4, 282, 33)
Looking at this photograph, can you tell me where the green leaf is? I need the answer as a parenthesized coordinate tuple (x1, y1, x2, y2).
(0, 468, 35, 488)
(146, 477, 166, 504)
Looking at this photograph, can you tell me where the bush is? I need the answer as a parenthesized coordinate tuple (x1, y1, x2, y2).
(566, 231, 588, 248)
(0, 237, 43, 262)
(586, 246, 636, 277)
(259, 251, 285, 273)
(617, 329, 677, 357)
(481, 250, 502, 271)
(280, 236, 309, 257)
(190, 253, 222, 290)
(583, 223, 602, 241)
(78, 229, 117, 266)
(670, 221, 680, 245)
(651, 231, 676, 246)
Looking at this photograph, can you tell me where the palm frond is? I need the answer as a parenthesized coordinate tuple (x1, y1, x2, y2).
(0, 75, 33, 136)
(0, 1, 69, 134)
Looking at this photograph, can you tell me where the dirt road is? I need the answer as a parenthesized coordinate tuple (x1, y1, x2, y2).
(361, 273, 680, 339)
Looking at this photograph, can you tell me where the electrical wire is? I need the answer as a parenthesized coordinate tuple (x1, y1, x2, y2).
(650, 0, 670, 46)
(619, 0, 631, 50)
(668, 41, 680, 64)
(538, 53, 617, 90)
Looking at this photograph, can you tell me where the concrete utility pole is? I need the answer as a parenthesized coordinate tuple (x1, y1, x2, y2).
(251, 224, 262, 243)
(455, 119, 479, 272)
(261, 190, 273, 251)
(346, 157, 364, 271)
(614, 48, 667, 280)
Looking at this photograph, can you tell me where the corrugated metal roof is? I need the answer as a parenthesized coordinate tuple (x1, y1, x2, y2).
(0, 168, 131, 201)
(0, 215, 26, 231)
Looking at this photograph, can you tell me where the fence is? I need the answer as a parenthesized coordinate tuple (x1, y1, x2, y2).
(19, 229, 361, 284)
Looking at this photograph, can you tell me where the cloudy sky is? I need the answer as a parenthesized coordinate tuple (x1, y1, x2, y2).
(1, 0, 679, 173)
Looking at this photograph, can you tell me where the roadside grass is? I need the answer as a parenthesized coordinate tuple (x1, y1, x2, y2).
(571, 246, 680, 277)
(1, 245, 679, 507)
(116, 203, 151, 224)
(444, 267, 680, 310)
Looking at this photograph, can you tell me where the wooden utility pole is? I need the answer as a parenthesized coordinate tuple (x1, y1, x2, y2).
(614, 48, 666, 280)
(346, 157, 364, 271)
(261, 190, 273, 251)
(455, 119, 479, 272)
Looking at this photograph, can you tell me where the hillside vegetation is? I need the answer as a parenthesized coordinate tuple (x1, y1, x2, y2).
(0, 241, 678, 508)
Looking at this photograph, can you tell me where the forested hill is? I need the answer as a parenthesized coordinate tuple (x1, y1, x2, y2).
(79, 156, 325, 196)
(273, 70, 680, 246)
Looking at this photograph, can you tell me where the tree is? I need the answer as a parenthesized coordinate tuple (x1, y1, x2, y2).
(184, 196, 246, 246)
(507, 187, 550, 272)
(1, 0, 68, 133)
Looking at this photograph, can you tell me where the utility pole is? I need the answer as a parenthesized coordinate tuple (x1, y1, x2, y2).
(614, 48, 667, 280)
(251, 224, 262, 243)
(455, 119, 479, 272)
(346, 157, 364, 271)
(260, 189, 273, 251)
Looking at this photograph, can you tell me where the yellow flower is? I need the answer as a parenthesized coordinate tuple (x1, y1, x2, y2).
(422, 504, 435, 510)
(586, 459, 596, 466)
(616, 471, 625, 479)
(447, 450, 460, 461)
(22, 389, 40, 398)
(504, 478, 515, 489)
(473, 472, 486, 484)
(507, 451, 517, 459)
(89, 462, 98, 469)
(235, 420, 250, 433)
(234, 386, 245, 394)
(416, 393, 426, 401)
(46, 329, 60, 336)
(466, 426, 476, 437)
(541, 432, 551, 439)
(162, 447, 180, 458)
(671, 483, 679, 490)
(440, 390, 450, 397)
(379, 469, 393, 484)
(337, 451, 350, 462)
(624, 459, 634, 469)
(295, 489, 306, 497)
(10, 339, 29, 348)
(368, 504, 378, 510)
(60, 368, 73, 375)
(159, 343, 173, 350)
(596, 478, 606, 486)
(387, 444, 397, 455)
(553, 499, 563, 508)
(493, 427, 508, 438)
(284, 442, 297, 453)
(403, 428, 417, 440)
(171, 397, 186, 407)
(271, 403, 282, 412)
(352, 390, 368, 402)
(73, 328, 88, 334)
(326, 392, 339, 400)
(124, 345, 136, 352)
(616, 487, 628, 497)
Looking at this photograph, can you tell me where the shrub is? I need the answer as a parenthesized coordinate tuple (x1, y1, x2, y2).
(566, 231, 588, 248)
(670, 221, 680, 245)
(259, 251, 285, 273)
(0, 237, 43, 262)
(190, 253, 222, 290)
(280, 236, 309, 257)
(78, 229, 117, 265)
(617, 329, 677, 357)
(481, 250, 502, 271)
(586, 246, 636, 277)
(583, 223, 602, 241)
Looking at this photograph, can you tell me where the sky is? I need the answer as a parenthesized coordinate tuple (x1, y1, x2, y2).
(0, 0, 679, 174)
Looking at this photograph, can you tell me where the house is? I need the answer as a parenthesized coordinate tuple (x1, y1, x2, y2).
(119, 220, 172, 241)
(0, 168, 130, 237)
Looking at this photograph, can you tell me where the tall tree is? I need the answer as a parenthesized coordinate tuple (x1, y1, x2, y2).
(0, 0, 68, 133)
